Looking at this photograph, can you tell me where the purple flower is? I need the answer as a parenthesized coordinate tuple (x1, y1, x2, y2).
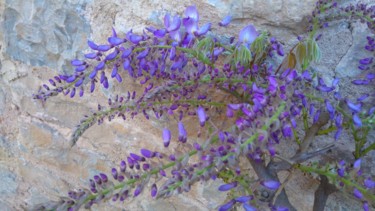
(261, 180, 280, 190)
(194, 23, 211, 36)
(163, 128, 171, 147)
(363, 202, 369, 211)
(151, 184, 157, 198)
(282, 124, 292, 138)
(164, 14, 181, 32)
(140, 148, 155, 158)
(71, 59, 85, 66)
(353, 114, 362, 127)
(334, 128, 342, 140)
(364, 178, 375, 189)
(235, 195, 253, 203)
(178, 121, 187, 143)
(219, 15, 232, 27)
(87, 40, 98, 50)
(108, 37, 124, 46)
(325, 99, 335, 119)
(346, 100, 362, 113)
(352, 79, 369, 85)
(219, 200, 235, 211)
(134, 185, 142, 197)
(112, 168, 118, 179)
(238, 25, 259, 46)
(183, 5, 199, 34)
(243, 203, 257, 211)
(197, 106, 206, 127)
(353, 188, 363, 199)
(359, 57, 373, 65)
(353, 159, 361, 173)
(130, 153, 145, 162)
(218, 182, 238, 191)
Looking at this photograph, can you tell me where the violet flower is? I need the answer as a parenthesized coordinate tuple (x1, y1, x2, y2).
(163, 128, 171, 147)
(183, 6, 199, 34)
(197, 106, 207, 127)
(219, 15, 232, 27)
(261, 180, 280, 190)
(238, 25, 259, 46)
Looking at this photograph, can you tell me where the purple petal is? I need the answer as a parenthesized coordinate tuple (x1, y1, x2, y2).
(353, 159, 361, 170)
(218, 182, 237, 191)
(140, 149, 155, 158)
(95, 61, 105, 71)
(352, 79, 369, 85)
(353, 188, 363, 199)
(261, 180, 280, 190)
(183, 17, 198, 34)
(194, 23, 211, 36)
(97, 45, 111, 51)
(153, 29, 167, 38)
(353, 114, 362, 127)
(151, 184, 157, 198)
(359, 57, 373, 65)
(218, 200, 235, 211)
(178, 121, 187, 143)
(367, 73, 375, 80)
(197, 106, 206, 127)
(87, 40, 98, 50)
(129, 34, 143, 45)
(219, 15, 232, 27)
(71, 59, 85, 66)
(243, 203, 257, 211)
(364, 178, 375, 189)
(346, 100, 361, 113)
(167, 15, 181, 32)
(238, 25, 259, 45)
(130, 153, 145, 162)
(235, 195, 253, 203)
(282, 124, 292, 138)
(108, 37, 124, 46)
(85, 52, 97, 59)
(185, 5, 199, 22)
(163, 128, 171, 147)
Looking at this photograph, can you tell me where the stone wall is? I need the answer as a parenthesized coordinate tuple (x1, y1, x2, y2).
(0, 0, 372, 210)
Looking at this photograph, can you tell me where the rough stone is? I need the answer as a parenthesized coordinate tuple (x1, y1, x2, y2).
(0, 0, 373, 211)
(2, 0, 91, 70)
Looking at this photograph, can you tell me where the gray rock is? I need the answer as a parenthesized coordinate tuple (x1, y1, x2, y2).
(0, 164, 18, 195)
(0, 87, 5, 115)
(2, 0, 91, 70)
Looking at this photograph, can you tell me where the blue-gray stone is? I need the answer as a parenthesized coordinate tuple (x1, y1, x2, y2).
(0, 165, 18, 195)
(2, 0, 92, 70)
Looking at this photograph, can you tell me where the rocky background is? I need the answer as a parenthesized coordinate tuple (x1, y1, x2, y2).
(0, 0, 373, 210)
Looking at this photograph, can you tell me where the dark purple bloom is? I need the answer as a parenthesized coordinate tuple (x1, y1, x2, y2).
(197, 106, 206, 127)
(282, 124, 292, 138)
(218, 182, 237, 191)
(105, 49, 119, 61)
(357, 94, 369, 102)
(163, 128, 171, 147)
(130, 153, 145, 162)
(140, 149, 155, 158)
(261, 180, 280, 190)
(95, 61, 105, 71)
(177, 121, 187, 143)
(99, 173, 108, 183)
(359, 57, 373, 65)
(193, 142, 201, 151)
(151, 184, 157, 198)
(219, 15, 232, 27)
(134, 185, 142, 197)
(334, 128, 342, 140)
(112, 168, 118, 179)
(302, 70, 312, 81)
(120, 160, 126, 172)
(128, 33, 143, 45)
(238, 25, 259, 46)
(153, 29, 167, 38)
(367, 73, 375, 80)
(353, 188, 363, 199)
(218, 200, 235, 211)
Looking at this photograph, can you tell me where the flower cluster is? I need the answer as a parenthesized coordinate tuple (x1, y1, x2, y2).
(33, 1, 374, 211)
